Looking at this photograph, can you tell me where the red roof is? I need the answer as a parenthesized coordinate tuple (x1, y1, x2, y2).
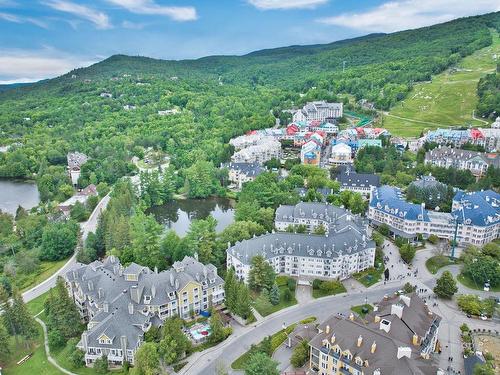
(470, 129, 484, 139)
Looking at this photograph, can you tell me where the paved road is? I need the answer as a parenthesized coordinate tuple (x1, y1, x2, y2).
(22, 193, 111, 303)
(180, 239, 500, 375)
(179, 286, 396, 375)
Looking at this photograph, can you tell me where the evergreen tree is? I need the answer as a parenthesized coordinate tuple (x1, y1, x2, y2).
(434, 271, 458, 299)
(248, 255, 275, 292)
(224, 268, 237, 312)
(45, 277, 82, 340)
(0, 322, 11, 360)
(235, 282, 252, 319)
(1, 287, 38, 343)
(269, 284, 280, 306)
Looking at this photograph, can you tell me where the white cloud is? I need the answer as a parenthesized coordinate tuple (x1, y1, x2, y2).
(317, 0, 500, 32)
(106, 0, 197, 21)
(0, 48, 96, 82)
(44, 0, 111, 29)
(248, 0, 328, 10)
(0, 11, 48, 28)
(121, 20, 145, 30)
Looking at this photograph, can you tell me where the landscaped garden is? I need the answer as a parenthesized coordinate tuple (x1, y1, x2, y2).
(312, 279, 346, 299)
(253, 275, 298, 317)
(425, 255, 457, 274)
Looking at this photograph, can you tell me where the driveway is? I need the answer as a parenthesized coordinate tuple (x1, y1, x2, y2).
(295, 285, 313, 305)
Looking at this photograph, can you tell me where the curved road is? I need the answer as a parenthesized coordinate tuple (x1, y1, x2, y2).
(22, 193, 111, 303)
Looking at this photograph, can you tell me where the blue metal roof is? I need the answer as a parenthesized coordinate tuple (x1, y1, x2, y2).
(370, 186, 430, 221)
(452, 190, 500, 227)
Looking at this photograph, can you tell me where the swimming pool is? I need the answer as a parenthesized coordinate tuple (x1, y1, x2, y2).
(189, 323, 211, 342)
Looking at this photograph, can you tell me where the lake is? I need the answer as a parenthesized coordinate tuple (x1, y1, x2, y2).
(0, 179, 40, 216)
(148, 197, 235, 236)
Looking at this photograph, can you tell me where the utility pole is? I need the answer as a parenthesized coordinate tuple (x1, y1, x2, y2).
(450, 216, 459, 259)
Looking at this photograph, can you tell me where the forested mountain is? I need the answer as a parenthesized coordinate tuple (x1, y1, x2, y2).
(0, 12, 499, 201)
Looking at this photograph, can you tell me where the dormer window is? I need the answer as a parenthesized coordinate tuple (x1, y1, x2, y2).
(144, 295, 151, 304)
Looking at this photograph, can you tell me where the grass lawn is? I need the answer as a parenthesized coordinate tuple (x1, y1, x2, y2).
(352, 267, 384, 287)
(457, 273, 500, 293)
(252, 277, 297, 317)
(312, 280, 347, 299)
(231, 316, 316, 370)
(383, 31, 500, 137)
(25, 291, 51, 316)
(16, 258, 69, 293)
(425, 255, 457, 274)
(3, 326, 63, 375)
(351, 304, 374, 318)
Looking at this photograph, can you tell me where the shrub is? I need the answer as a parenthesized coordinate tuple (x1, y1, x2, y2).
(94, 355, 108, 374)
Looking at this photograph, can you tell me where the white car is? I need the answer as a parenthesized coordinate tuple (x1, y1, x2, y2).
(480, 314, 488, 321)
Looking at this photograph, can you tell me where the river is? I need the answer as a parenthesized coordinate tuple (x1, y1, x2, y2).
(148, 197, 235, 236)
(0, 179, 40, 216)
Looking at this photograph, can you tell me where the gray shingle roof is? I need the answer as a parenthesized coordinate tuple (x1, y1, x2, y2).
(337, 166, 380, 188)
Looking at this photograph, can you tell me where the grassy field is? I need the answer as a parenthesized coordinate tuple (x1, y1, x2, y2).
(253, 276, 297, 317)
(312, 280, 346, 299)
(383, 31, 500, 137)
(457, 273, 500, 293)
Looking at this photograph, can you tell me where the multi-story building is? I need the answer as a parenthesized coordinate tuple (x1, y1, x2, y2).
(474, 128, 500, 152)
(336, 166, 380, 198)
(229, 133, 272, 151)
(492, 117, 500, 129)
(424, 129, 470, 148)
(423, 127, 500, 152)
(309, 293, 442, 375)
(231, 139, 281, 164)
(293, 101, 343, 122)
(329, 143, 353, 167)
(64, 256, 224, 368)
(275, 202, 366, 235)
(368, 186, 500, 246)
(67, 151, 88, 186)
(225, 162, 265, 189)
(227, 203, 375, 282)
(301, 140, 322, 165)
(424, 147, 499, 177)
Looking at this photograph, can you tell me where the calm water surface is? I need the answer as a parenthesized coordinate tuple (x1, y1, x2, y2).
(0, 179, 40, 215)
(148, 197, 235, 236)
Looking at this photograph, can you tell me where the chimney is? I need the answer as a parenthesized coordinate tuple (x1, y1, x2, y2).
(130, 285, 140, 304)
(154, 266, 158, 274)
(325, 325, 330, 334)
(349, 313, 355, 321)
(412, 334, 419, 346)
(397, 347, 412, 359)
(82, 332, 88, 352)
(98, 288, 103, 299)
(400, 295, 411, 307)
(128, 302, 134, 315)
(331, 334, 335, 344)
(151, 285, 156, 298)
(170, 273, 174, 286)
(103, 301, 109, 313)
(391, 304, 404, 319)
(357, 335, 363, 347)
(371, 341, 377, 353)
(379, 319, 391, 333)
(88, 281, 93, 291)
(374, 315, 381, 323)
(120, 335, 127, 356)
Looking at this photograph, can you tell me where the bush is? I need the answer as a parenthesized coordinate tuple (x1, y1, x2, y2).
(48, 328, 65, 350)
(399, 243, 416, 264)
(428, 234, 439, 244)
(287, 278, 296, 292)
(94, 355, 109, 374)
(290, 340, 309, 368)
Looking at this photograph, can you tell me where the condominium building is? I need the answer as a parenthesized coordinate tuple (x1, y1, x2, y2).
(329, 143, 353, 167)
(229, 133, 272, 151)
(227, 203, 375, 282)
(293, 101, 343, 122)
(368, 186, 500, 246)
(64, 256, 224, 368)
(231, 138, 281, 164)
(336, 166, 380, 197)
(301, 140, 322, 165)
(225, 162, 265, 189)
(67, 151, 88, 186)
(424, 147, 499, 177)
(309, 293, 442, 375)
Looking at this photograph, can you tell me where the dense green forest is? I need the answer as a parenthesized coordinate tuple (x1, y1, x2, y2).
(477, 70, 500, 118)
(0, 12, 499, 199)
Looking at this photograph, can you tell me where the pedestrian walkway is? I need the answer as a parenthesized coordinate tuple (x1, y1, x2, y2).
(35, 314, 78, 375)
(295, 285, 313, 305)
(251, 307, 264, 322)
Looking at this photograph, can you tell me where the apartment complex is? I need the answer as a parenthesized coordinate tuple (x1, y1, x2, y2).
(336, 166, 380, 197)
(368, 186, 500, 245)
(424, 128, 500, 152)
(424, 147, 499, 177)
(64, 256, 224, 368)
(67, 151, 88, 186)
(227, 203, 375, 282)
(329, 143, 353, 167)
(225, 162, 265, 189)
(231, 138, 281, 164)
(301, 139, 322, 165)
(309, 293, 442, 375)
(293, 101, 343, 122)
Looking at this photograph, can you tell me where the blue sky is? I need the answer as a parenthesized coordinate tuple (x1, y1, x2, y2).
(0, 0, 499, 83)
